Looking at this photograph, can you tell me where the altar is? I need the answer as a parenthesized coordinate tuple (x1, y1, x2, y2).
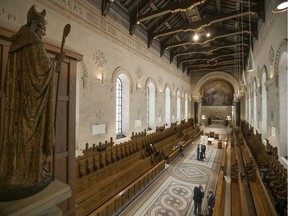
(211, 119, 224, 125)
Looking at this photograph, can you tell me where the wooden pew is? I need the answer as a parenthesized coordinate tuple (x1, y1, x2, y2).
(76, 156, 154, 215)
(213, 170, 225, 216)
(89, 161, 166, 216)
(75, 119, 197, 215)
(235, 126, 278, 216)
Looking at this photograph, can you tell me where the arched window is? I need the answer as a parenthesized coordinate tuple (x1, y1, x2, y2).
(116, 75, 129, 139)
(253, 78, 257, 131)
(261, 71, 268, 139)
(177, 90, 181, 124)
(116, 77, 123, 135)
(278, 51, 288, 157)
(165, 86, 171, 126)
(245, 95, 249, 122)
(147, 82, 155, 130)
(185, 93, 188, 121)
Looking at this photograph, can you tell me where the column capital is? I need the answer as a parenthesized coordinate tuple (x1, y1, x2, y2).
(192, 93, 202, 102)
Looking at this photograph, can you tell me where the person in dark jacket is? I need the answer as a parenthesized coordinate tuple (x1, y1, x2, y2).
(197, 144, 201, 160)
(179, 142, 184, 156)
(201, 144, 206, 160)
(193, 184, 204, 215)
(207, 189, 215, 216)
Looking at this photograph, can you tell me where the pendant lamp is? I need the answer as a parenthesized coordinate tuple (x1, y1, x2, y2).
(241, 69, 247, 85)
(247, 0, 255, 72)
(247, 47, 255, 72)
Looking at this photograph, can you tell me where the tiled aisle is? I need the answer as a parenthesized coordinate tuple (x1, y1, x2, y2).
(119, 127, 225, 216)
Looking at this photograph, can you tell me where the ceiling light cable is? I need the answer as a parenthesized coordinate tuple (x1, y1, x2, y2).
(247, 0, 255, 72)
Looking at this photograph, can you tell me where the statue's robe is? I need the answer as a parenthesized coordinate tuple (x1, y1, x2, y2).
(0, 25, 57, 192)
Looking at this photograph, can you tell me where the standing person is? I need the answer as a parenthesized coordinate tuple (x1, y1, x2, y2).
(207, 189, 215, 216)
(197, 144, 201, 160)
(201, 144, 206, 159)
(0, 5, 65, 199)
(179, 142, 184, 156)
(193, 184, 204, 215)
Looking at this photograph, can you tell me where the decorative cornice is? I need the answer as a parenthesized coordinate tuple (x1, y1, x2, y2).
(192, 93, 201, 102)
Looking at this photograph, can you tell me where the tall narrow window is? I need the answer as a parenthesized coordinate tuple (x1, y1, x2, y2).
(278, 51, 288, 157)
(185, 93, 188, 121)
(177, 90, 181, 124)
(248, 85, 252, 125)
(253, 79, 257, 131)
(147, 82, 155, 130)
(261, 71, 267, 139)
(147, 87, 150, 129)
(165, 87, 171, 126)
(116, 77, 123, 135)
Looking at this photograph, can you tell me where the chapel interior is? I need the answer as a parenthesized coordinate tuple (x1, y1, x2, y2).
(0, 0, 287, 215)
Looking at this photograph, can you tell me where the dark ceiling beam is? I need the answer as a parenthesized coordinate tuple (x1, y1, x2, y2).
(181, 51, 245, 65)
(163, 29, 251, 51)
(137, 0, 207, 23)
(187, 60, 239, 69)
(187, 64, 237, 74)
(184, 58, 244, 69)
(152, 7, 258, 39)
(130, 0, 155, 35)
(148, 14, 177, 48)
(102, 0, 114, 17)
(173, 42, 249, 58)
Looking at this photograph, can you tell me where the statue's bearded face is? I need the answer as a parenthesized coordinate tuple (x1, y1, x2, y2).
(36, 24, 46, 39)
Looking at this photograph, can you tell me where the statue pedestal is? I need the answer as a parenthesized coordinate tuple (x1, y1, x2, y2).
(0, 180, 71, 216)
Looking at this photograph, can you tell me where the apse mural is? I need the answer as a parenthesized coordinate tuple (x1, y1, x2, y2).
(201, 80, 234, 106)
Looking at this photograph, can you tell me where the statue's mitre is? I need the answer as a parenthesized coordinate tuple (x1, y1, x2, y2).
(27, 5, 47, 26)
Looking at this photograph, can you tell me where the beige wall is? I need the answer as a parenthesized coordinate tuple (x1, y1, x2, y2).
(0, 0, 194, 155)
(1, 0, 286, 157)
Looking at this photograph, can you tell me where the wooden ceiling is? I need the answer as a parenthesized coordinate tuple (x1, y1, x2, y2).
(97, 0, 265, 77)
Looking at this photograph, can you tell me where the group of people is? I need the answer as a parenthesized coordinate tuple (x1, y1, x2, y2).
(193, 185, 215, 216)
(197, 144, 206, 161)
(148, 143, 214, 215)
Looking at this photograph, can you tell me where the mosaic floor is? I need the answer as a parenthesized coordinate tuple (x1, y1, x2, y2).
(119, 130, 225, 216)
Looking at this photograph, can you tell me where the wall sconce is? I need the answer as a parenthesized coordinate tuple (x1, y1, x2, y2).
(159, 88, 162, 93)
(226, 116, 231, 121)
(95, 67, 104, 84)
(137, 79, 141, 89)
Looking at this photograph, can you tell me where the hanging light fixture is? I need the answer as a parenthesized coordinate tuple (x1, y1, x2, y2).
(247, 0, 255, 72)
(240, 3, 246, 86)
(241, 69, 247, 85)
(273, 0, 288, 13)
(136, 0, 140, 24)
